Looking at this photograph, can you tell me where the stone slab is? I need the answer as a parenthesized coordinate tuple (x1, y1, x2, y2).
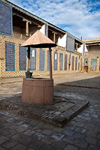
(0, 94, 89, 127)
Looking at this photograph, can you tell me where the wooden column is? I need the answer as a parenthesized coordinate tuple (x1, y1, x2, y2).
(27, 47, 30, 71)
(70, 54, 72, 72)
(45, 50, 47, 71)
(0, 59, 1, 77)
(67, 54, 69, 71)
(97, 57, 99, 72)
(63, 53, 65, 71)
(76, 44, 78, 52)
(36, 48, 39, 72)
(49, 47, 52, 80)
(88, 58, 91, 72)
(53, 33, 56, 43)
(52, 49, 54, 74)
(83, 44, 85, 56)
(82, 57, 84, 72)
(77, 56, 79, 71)
(58, 53, 60, 71)
(26, 21, 29, 36)
(74, 56, 75, 71)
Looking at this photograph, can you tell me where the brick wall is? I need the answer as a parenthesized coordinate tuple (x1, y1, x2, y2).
(80, 56, 100, 73)
(0, 34, 81, 78)
(85, 45, 100, 56)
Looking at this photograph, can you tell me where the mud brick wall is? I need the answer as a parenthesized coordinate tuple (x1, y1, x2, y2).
(85, 45, 100, 56)
(0, 34, 81, 78)
(81, 56, 100, 73)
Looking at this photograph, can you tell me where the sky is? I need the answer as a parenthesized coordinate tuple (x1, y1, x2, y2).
(8, 0, 100, 40)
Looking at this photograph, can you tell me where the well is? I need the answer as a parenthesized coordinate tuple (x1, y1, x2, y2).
(22, 78, 54, 104)
(21, 30, 56, 104)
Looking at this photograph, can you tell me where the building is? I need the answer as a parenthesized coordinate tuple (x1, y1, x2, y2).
(83, 38, 100, 56)
(0, 0, 83, 77)
(79, 38, 100, 72)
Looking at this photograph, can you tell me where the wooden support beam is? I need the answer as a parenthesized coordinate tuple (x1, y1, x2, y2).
(49, 47, 52, 80)
(76, 44, 78, 52)
(53, 33, 56, 43)
(27, 47, 30, 71)
(26, 21, 29, 36)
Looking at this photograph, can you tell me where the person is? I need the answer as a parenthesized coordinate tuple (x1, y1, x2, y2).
(85, 61, 88, 66)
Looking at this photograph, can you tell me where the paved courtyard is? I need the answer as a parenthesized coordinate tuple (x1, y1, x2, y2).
(0, 73, 100, 150)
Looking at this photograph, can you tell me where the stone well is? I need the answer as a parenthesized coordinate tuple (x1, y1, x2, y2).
(21, 78, 54, 104)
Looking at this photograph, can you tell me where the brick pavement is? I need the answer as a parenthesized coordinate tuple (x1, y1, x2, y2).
(0, 73, 100, 150)
(0, 95, 89, 127)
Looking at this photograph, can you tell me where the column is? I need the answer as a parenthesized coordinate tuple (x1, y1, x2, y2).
(26, 21, 29, 36)
(67, 53, 69, 72)
(74, 55, 75, 71)
(52, 49, 54, 73)
(45, 50, 47, 71)
(0, 59, 1, 77)
(58, 52, 60, 71)
(70, 54, 72, 72)
(36, 48, 39, 72)
(54, 33, 56, 43)
(63, 53, 65, 71)
(83, 44, 85, 56)
(49, 47, 52, 80)
(15, 43, 19, 72)
(88, 58, 91, 72)
(97, 57, 99, 72)
(78, 56, 80, 71)
(76, 44, 78, 52)
(82, 57, 84, 72)
(27, 47, 30, 71)
(77, 56, 79, 71)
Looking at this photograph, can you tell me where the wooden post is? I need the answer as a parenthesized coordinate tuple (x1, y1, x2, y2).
(0, 59, 1, 77)
(70, 54, 72, 72)
(27, 47, 30, 71)
(54, 33, 55, 43)
(52, 49, 54, 74)
(88, 58, 91, 72)
(49, 47, 52, 80)
(76, 44, 78, 52)
(97, 57, 99, 72)
(63, 53, 65, 71)
(26, 21, 29, 36)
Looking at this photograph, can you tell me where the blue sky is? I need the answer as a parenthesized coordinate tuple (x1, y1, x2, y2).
(8, 0, 100, 39)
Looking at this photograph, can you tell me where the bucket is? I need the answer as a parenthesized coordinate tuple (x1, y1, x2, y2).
(25, 72, 33, 78)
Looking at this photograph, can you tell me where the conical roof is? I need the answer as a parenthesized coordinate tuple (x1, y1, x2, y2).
(22, 30, 57, 48)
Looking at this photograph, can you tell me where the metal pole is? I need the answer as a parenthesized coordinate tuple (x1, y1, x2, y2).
(49, 47, 52, 80)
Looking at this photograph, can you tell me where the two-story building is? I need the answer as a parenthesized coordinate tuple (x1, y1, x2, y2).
(0, 0, 83, 77)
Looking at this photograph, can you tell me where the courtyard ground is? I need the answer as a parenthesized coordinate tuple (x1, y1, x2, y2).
(0, 72, 100, 150)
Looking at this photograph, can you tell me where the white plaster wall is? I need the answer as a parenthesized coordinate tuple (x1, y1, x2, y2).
(57, 34, 67, 47)
(40, 25, 45, 34)
(78, 44, 88, 54)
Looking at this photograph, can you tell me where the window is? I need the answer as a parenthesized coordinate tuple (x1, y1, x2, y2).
(39, 49, 45, 71)
(30, 48, 36, 71)
(5, 42, 15, 71)
(19, 45, 27, 71)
